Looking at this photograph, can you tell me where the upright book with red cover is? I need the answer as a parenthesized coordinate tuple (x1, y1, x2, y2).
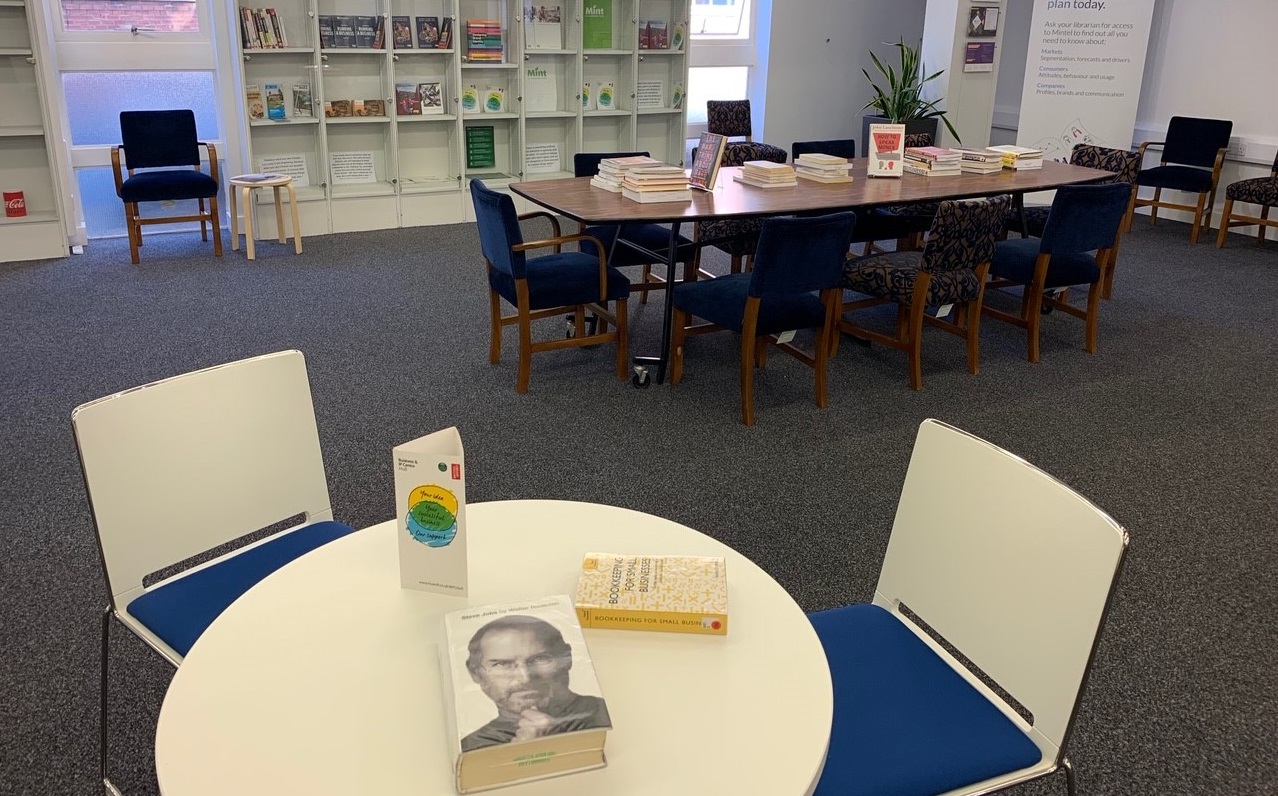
(688, 131, 727, 191)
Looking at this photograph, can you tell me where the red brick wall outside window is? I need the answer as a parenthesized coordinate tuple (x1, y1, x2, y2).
(60, 1, 199, 33)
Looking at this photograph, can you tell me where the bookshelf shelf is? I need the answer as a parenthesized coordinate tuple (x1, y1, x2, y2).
(231, 0, 688, 233)
(0, 0, 69, 263)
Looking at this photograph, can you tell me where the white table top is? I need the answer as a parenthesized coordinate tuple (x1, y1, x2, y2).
(155, 500, 832, 795)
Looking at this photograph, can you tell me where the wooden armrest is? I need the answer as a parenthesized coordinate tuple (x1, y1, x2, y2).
(200, 141, 220, 181)
(518, 210, 562, 237)
(110, 146, 126, 194)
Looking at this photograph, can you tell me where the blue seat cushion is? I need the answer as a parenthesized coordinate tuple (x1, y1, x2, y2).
(580, 223, 696, 267)
(810, 604, 1042, 796)
(853, 209, 933, 244)
(992, 238, 1101, 290)
(128, 520, 357, 657)
(119, 169, 219, 204)
(1137, 165, 1214, 193)
(673, 273, 826, 336)
(488, 252, 631, 311)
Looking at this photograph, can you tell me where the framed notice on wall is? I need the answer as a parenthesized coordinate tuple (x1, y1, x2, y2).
(466, 125, 496, 169)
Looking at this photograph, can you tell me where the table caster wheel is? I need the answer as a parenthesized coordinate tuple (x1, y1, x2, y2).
(565, 316, 576, 338)
(631, 367, 650, 388)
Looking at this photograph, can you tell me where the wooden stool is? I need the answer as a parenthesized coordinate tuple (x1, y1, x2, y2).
(228, 174, 302, 260)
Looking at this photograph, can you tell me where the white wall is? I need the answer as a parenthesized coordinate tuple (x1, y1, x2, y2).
(756, 0, 928, 156)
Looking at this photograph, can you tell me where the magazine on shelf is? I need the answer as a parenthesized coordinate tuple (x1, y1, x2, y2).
(575, 553, 728, 634)
(523, 62, 558, 112)
(391, 15, 413, 48)
(416, 15, 440, 47)
(582, 0, 612, 48)
(419, 80, 445, 114)
(396, 83, 422, 115)
(439, 595, 611, 793)
(291, 83, 313, 117)
(523, 4, 563, 49)
(264, 83, 286, 120)
(688, 131, 727, 191)
(394, 426, 468, 595)
(245, 84, 265, 120)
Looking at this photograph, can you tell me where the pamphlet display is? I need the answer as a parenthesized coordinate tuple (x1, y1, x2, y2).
(523, 4, 563, 49)
(439, 595, 610, 792)
(868, 123, 906, 178)
(582, 0, 613, 48)
(523, 63, 559, 112)
(394, 426, 468, 595)
(575, 553, 728, 634)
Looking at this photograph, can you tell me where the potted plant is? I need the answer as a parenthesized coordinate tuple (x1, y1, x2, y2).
(860, 37, 960, 150)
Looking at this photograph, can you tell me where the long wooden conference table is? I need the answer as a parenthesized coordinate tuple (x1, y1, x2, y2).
(511, 160, 1113, 385)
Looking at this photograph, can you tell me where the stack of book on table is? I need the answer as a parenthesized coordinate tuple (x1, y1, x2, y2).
(733, 160, 797, 189)
(986, 144, 1044, 171)
(589, 154, 664, 193)
(621, 165, 692, 203)
(953, 148, 1005, 174)
(794, 153, 853, 184)
(903, 146, 962, 177)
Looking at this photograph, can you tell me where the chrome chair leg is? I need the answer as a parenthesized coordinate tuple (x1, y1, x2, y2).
(1061, 757, 1077, 796)
(101, 605, 123, 795)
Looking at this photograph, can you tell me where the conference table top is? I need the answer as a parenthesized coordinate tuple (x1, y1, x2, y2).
(510, 160, 1114, 224)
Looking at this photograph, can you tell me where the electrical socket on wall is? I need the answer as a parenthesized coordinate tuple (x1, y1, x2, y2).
(1227, 136, 1247, 158)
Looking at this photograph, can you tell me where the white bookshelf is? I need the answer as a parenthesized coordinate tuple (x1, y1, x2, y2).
(230, 0, 689, 234)
(0, 0, 69, 263)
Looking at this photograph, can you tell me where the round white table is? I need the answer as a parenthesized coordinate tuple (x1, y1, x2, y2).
(155, 500, 832, 795)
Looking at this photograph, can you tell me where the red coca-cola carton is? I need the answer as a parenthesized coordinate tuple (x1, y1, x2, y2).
(3, 189, 25, 218)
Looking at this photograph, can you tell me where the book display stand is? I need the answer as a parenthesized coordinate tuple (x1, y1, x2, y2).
(0, 0, 72, 263)
(229, 0, 690, 235)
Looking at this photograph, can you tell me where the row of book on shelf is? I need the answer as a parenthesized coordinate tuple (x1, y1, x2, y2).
(239, 7, 288, 49)
(395, 428, 728, 792)
(318, 15, 454, 49)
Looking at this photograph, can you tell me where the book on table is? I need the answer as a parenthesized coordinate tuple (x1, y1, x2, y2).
(868, 123, 906, 178)
(734, 160, 797, 189)
(688, 131, 727, 191)
(439, 594, 611, 793)
(575, 553, 728, 635)
(589, 155, 664, 192)
(621, 165, 692, 203)
(795, 153, 854, 184)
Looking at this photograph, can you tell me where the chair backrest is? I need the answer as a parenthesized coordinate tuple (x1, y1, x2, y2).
(469, 179, 526, 279)
(904, 132, 934, 149)
(1069, 144, 1142, 186)
(920, 194, 1011, 273)
(1039, 183, 1132, 255)
(1162, 116, 1233, 169)
(573, 151, 650, 178)
(748, 212, 856, 297)
(791, 139, 857, 162)
(877, 419, 1127, 753)
(72, 351, 335, 608)
(707, 99, 753, 139)
(120, 110, 202, 170)
(722, 141, 787, 167)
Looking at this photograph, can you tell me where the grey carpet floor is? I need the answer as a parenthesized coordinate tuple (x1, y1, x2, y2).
(0, 217, 1275, 795)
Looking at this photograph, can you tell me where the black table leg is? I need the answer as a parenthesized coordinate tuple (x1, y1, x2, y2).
(630, 220, 682, 387)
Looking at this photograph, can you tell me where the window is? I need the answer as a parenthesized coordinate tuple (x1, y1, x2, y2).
(691, 0, 750, 38)
(59, 0, 200, 34)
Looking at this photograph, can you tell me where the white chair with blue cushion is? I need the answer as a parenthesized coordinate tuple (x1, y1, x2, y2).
(810, 418, 1128, 796)
(72, 350, 356, 796)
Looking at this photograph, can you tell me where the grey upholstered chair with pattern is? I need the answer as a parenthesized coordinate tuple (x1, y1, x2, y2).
(838, 194, 1012, 391)
(691, 117, 790, 278)
(1216, 150, 1278, 248)
(1006, 144, 1141, 299)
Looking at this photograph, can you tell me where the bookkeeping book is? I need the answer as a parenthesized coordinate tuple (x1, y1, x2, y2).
(868, 123, 906, 178)
(394, 427, 467, 595)
(440, 595, 611, 793)
(688, 131, 727, 191)
(575, 553, 728, 635)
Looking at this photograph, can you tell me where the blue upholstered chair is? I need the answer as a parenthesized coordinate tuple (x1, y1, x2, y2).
(573, 151, 696, 304)
(1216, 149, 1278, 248)
(112, 109, 223, 264)
(791, 138, 857, 162)
(983, 183, 1130, 363)
(1131, 116, 1233, 244)
(810, 418, 1128, 796)
(1004, 144, 1142, 299)
(470, 178, 630, 392)
(72, 350, 356, 796)
(838, 194, 1012, 390)
(670, 212, 855, 426)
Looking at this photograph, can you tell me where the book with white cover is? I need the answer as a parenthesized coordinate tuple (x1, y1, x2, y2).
(622, 186, 692, 203)
(440, 595, 611, 793)
(394, 427, 467, 595)
(523, 62, 558, 112)
(868, 123, 906, 178)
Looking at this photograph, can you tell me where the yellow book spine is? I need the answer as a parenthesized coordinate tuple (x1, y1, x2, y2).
(576, 606, 728, 635)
